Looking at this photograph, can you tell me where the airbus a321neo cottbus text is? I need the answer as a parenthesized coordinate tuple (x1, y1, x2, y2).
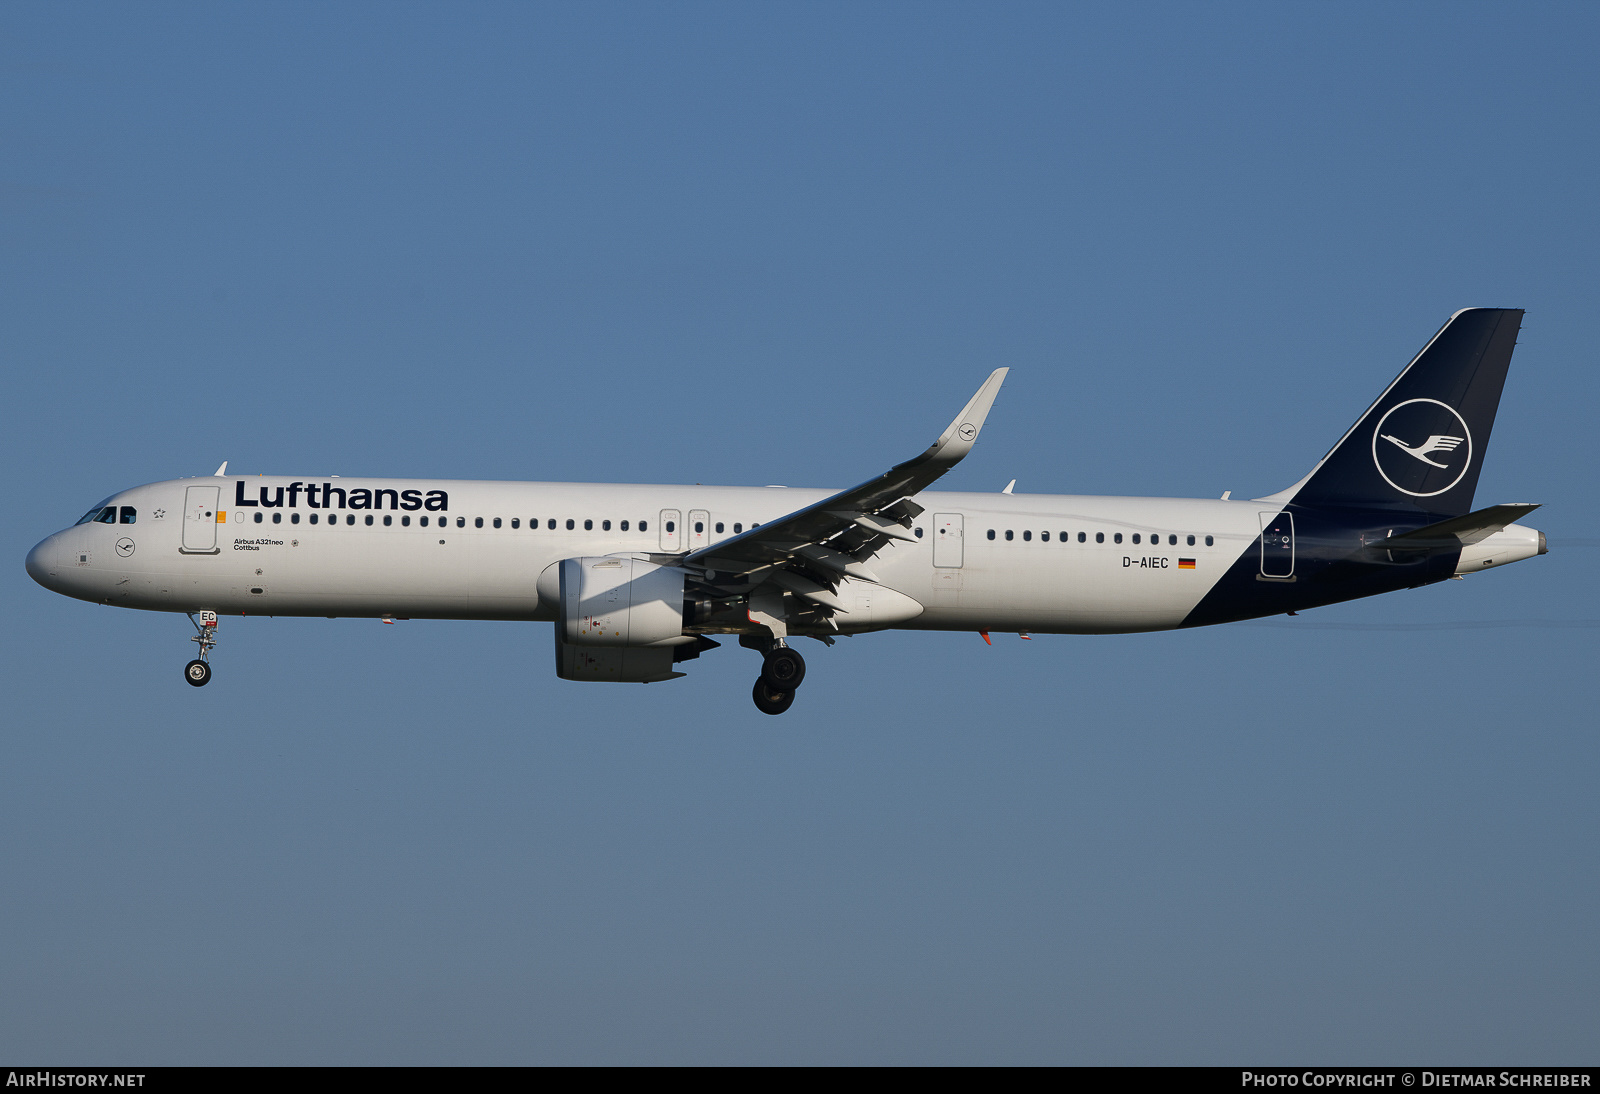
(27, 309, 1545, 714)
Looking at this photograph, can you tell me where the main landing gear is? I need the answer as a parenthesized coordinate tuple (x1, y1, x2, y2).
(184, 611, 218, 687)
(744, 638, 806, 715)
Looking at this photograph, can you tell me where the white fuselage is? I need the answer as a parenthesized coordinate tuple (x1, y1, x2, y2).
(29, 474, 1544, 638)
(30, 475, 1280, 635)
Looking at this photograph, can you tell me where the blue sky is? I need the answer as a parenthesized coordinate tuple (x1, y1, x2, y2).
(2, 1, 1596, 1063)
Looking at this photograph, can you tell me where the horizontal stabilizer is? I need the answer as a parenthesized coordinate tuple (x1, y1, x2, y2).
(1369, 503, 1541, 553)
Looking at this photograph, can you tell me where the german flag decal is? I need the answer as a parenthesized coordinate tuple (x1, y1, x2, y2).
(1178, 558, 1196, 569)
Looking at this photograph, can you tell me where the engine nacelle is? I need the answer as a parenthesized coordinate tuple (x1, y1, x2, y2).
(545, 557, 691, 683)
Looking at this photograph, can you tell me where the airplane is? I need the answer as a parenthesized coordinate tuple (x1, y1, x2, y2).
(26, 307, 1545, 715)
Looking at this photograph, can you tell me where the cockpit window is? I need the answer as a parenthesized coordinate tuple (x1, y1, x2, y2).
(73, 499, 133, 525)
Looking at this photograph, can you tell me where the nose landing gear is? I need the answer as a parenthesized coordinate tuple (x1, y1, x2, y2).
(185, 611, 218, 687)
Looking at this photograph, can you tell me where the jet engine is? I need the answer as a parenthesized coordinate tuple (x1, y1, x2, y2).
(544, 557, 696, 683)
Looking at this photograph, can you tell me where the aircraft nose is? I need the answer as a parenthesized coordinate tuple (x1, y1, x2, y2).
(25, 535, 62, 591)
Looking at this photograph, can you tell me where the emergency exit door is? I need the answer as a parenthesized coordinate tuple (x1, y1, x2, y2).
(659, 509, 682, 552)
(688, 509, 710, 551)
(182, 485, 221, 553)
(933, 512, 964, 567)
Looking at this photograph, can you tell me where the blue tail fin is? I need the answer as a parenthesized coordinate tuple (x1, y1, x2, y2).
(1289, 308, 1524, 517)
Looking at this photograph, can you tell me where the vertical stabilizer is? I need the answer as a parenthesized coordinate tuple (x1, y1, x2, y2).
(1289, 308, 1523, 517)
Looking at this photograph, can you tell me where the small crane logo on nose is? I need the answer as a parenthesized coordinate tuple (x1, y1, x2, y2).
(115, 538, 135, 557)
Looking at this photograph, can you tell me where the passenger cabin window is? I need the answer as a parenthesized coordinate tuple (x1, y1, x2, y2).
(384, 515, 393, 526)
(1095, 532, 1104, 543)
(1113, 533, 1122, 544)
(914, 527, 923, 538)
(1040, 531, 1049, 541)
(346, 514, 355, 525)
(733, 523, 742, 534)
(365, 515, 374, 526)
(584, 519, 593, 531)
(666, 521, 675, 533)
(694, 521, 704, 534)
(1132, 533, 1140, 544)
(291, 512, 300, 524)
(1169, 534, 1177, 546)
(548, 519, 556, 530)
(602, 520, 611, 531)
(475, 517, 484, 528)
(639, 520, 648, 532)
(493, 518, 501, 528)
(510, 519, 518, 529)
(272, 512, 282, 524)
(566, 519, 574, 530)
(1078, 532, 1086, 543)
(1187, 534, 1195, 545)
(254, 512, 263, 523)
(987, 529, 995, 540)
(620, 520, 629, 531)
(1205, 535, 1214, 546)
(402, 516, 410, 526)
(310, 513, 319, 524)
(1023, 530, 1031, 541)
(715, 522, 724, 534)
(1004, 530, 1013, 541)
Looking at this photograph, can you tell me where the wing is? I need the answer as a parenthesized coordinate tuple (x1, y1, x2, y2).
(674, 368, 1009, 636)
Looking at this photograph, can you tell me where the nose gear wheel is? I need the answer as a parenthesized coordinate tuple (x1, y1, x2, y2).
(184, 611, 218, 687)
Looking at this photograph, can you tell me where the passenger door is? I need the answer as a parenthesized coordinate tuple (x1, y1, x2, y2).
(182, 486, 220, 553)
(1259, 511, 1294, 578)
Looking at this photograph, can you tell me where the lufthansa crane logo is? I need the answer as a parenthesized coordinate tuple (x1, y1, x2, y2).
(1371, 398, 1472, 497)
(958, 422, 977, 442)
(1381, 432, 1463, 468)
